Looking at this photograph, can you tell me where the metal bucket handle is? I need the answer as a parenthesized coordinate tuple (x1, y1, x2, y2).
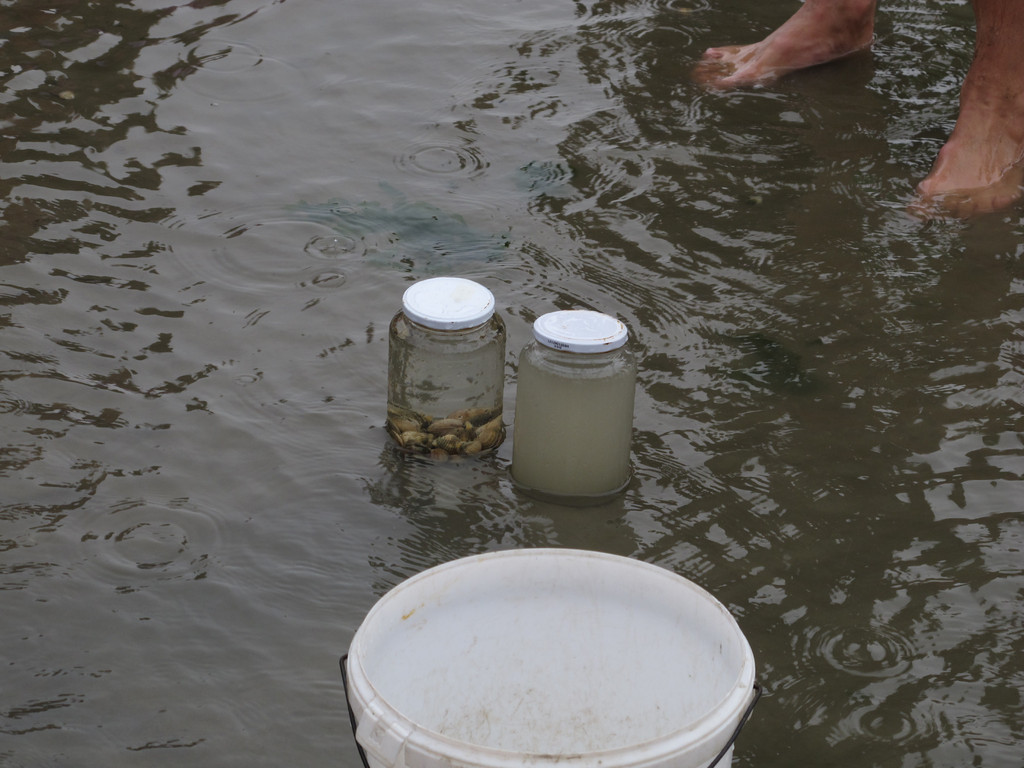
(705, 680, 762, 768)
(340, 655, 373, 768)
(340, 654, 762, 768)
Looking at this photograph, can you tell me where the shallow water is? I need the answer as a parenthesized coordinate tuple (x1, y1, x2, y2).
(2, 0, 1022, 766)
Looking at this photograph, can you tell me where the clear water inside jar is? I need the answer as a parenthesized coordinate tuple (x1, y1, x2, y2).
(386, 311, 506, 458)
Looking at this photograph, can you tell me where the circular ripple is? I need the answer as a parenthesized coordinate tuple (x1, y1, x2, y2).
(833, 698, 940, 747)
(191, 39, 263, 73)
(178, 206, 354, 292)
(305, 234, 357, 259)
(235, 371, 263, 387)
(396, 141, 488, 178)
(809, 624, 915, 679)
(176, 193, 508, 288)
(665, 0, 709, 11)
(182, 39, 304, 102)
(78, 498, 220, 590)
(856, 705, 933, 744)
(623, 18, 696, 49)
(0, 389, 31, 416)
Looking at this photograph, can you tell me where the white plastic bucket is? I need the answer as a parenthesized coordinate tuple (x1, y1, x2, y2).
(343, 549, 759, 768)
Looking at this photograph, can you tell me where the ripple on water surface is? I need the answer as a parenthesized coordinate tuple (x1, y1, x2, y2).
(774, 619, 932, 751)
(0, 387, 33, 417)
(166, 205, 350, 295)
(806, 622, 916, 679)
(174, 190, 510, 294)
(179, 39, 306, 102)
(395, 138, 490, 180)
(833, 696, 942, 749)
(76, 497, 221, 593)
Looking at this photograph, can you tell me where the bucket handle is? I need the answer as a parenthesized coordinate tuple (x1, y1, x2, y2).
(341, 654, 761, 768)
(705, 680, 763, 768)
(340, 654, 374, 768)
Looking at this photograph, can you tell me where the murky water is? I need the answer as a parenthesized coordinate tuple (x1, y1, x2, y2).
(2, 0, 1022, 765)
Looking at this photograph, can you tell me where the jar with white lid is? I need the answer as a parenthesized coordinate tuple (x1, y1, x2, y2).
(511, 310, 637, 502)
(387, 277, 506, 458)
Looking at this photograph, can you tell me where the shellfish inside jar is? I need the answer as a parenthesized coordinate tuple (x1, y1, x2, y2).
(386, 277, 506, 460)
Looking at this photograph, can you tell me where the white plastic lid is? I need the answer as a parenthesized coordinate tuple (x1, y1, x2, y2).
(533, 310, 628, 353)
(402, 277, 495, 330)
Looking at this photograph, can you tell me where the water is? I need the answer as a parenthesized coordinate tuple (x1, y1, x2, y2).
(1, 0, 1022, 766)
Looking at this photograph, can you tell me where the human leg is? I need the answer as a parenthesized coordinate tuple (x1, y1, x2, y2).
(693, 0, 878, 87)
(913, 0, 1024, 216)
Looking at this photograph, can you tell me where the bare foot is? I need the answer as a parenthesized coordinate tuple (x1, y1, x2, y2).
(693, 0, 877, 87)
(911, 158, 1024, 219)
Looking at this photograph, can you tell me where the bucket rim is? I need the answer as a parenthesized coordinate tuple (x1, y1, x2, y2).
(346, 548, 757, 768)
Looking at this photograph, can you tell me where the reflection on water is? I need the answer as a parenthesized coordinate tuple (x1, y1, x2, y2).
(2, 0, 1023, 766)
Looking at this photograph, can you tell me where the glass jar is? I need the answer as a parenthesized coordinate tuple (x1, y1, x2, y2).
(511, 310, 636, 502)
(386, 277, 506, 459)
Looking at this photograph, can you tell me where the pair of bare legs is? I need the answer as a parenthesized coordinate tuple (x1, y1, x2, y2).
(693, 0, 1024, 218)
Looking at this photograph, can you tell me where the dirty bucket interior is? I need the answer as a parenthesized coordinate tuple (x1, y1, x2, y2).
(345, 549, 756, 768)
